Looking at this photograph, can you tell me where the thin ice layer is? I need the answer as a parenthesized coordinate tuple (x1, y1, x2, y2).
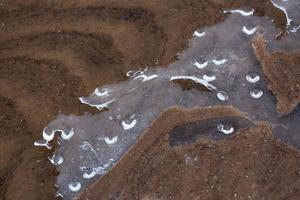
(34, 1, 300, 199)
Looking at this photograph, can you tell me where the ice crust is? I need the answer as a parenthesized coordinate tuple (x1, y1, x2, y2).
(34, 1, 300, 199)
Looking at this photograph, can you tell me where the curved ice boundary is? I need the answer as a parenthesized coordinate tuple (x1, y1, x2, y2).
(34, 1, 300, 199)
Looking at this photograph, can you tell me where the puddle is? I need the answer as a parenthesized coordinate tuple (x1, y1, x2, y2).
(33, 1, 300, 199)
(169, 116, 253, 146)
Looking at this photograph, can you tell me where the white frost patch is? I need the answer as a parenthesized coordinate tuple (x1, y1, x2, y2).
(61, 129, 74, 140)
(79, 141, 98, 156)
(95, 99, 116, 110)
(79, 97, 116, 110)
(104, 136, 118, 145)
(217, 91, 229, 101)
(193, 31, 206, 38)
(170, 76, 216, 90)
(242, 26, 257, 35)
(68, 182, 81, 192)
(246, 74, 260, 83)
(42, 127, 55, 141)
(126, 70, 144, 78)
(250, 89, 263, 99)
(56, 193, 64, 198)
(203, 75, 216, 82)
(217, 124, 235, 135)
(193, 61, 208, 69)
(134, 74, 158, 82)
(34, 128, 74, 149)
(94, 88, 109, 97)
(82, 169, 97, 179)
(212, 58, 227, 66)
(224, 9, 254, 16)
(82, 159, 114, 179)
(34, 139, 51, 149)
(290, 25, 300, 33)
(49, 154, 64, 165)
(122, 119, 137, 130)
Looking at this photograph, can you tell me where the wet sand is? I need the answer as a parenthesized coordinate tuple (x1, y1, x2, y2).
(0, 0, 298, 199)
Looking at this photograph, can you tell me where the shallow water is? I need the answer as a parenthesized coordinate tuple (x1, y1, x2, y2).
(34, 0, 300, 199)
(169, 116, 253, 146)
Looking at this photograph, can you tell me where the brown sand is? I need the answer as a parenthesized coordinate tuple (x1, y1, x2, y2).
(79, 107, 300, 200)
(0, 0, 296, 199)
(253, 34, 300, 115)
(0, 96, 58, 200)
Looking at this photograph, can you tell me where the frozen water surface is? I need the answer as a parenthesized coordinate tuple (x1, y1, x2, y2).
(34, 1, 300, 199)
(169, 116, 253, 146)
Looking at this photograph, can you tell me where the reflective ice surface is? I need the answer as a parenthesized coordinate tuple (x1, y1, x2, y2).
(34, 1, 300, 199)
